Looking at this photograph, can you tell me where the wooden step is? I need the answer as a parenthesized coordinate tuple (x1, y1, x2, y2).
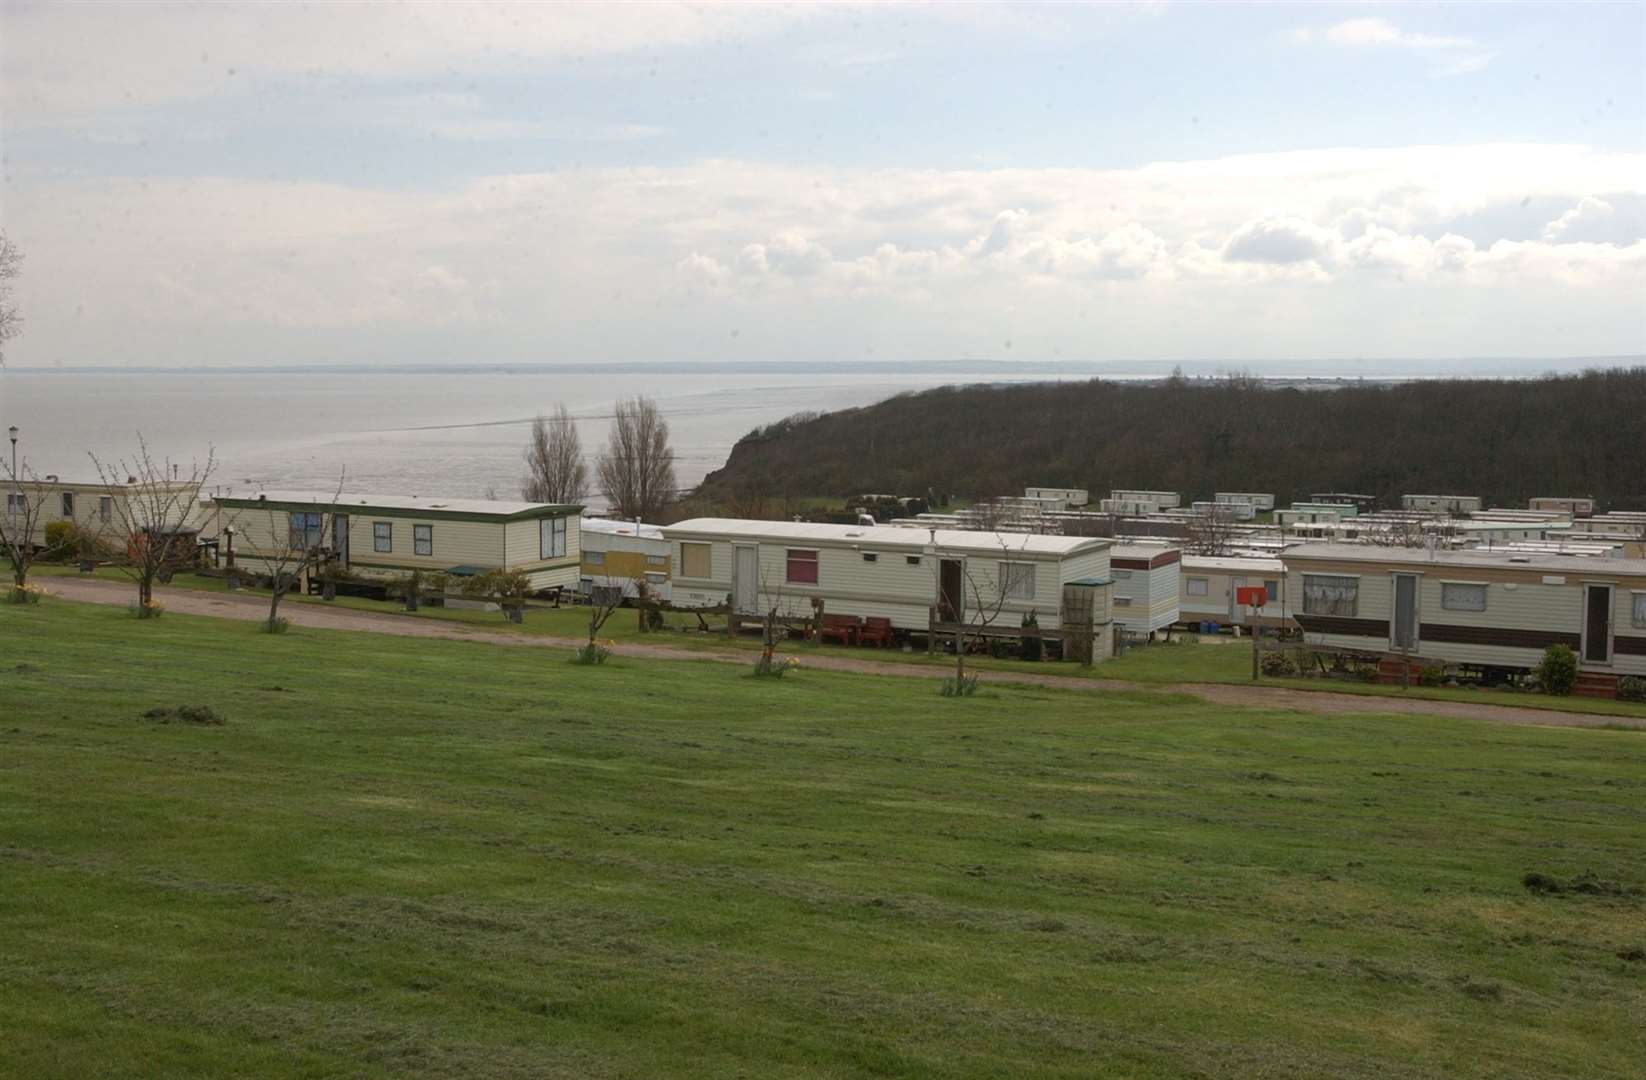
(1574, 672, 1619, 699)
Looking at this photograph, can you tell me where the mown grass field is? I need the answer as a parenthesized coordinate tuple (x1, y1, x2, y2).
(2, 599, 1644, 1078)
(31, 564, 1646, 720)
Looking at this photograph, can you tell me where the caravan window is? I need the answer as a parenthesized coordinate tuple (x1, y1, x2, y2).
(413, 524, 433, 556)
(786, 549, 819, 584)
(289, 512, 323, 549)
(999, 561, 1036, 601)
(646, 554, 667, 567)
(540, 516, 567, 559)
(1633, 591, 1646, 628)
(680, 542, 711, 579)
(1264, 579, 1279, 602)
(1302, 574, 1358, 616)
(99, 496, 113, 522)
(1441, 582, 1487, 612)
(1186, 577, 1209, 597)
(373, 522, 393, 552)
(61, 492, 75, 517)
(585, 550, 605, 566)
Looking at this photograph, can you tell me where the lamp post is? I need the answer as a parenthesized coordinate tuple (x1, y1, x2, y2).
(7, 425, 16, 513)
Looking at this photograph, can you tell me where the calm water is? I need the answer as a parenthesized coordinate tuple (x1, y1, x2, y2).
(0, 369, 1057, 500)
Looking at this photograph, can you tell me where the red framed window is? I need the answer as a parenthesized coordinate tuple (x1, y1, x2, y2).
(786, 549, 819, 584)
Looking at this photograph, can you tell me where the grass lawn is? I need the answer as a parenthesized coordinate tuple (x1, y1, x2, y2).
(32, 565, 1646, 721)
(2, 599, 1643, 1078)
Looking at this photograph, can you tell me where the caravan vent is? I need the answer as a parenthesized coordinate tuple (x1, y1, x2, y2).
(1508, 556, 1531, 563)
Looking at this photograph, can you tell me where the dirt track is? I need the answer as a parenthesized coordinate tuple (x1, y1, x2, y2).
(40, 576, 1644, 730)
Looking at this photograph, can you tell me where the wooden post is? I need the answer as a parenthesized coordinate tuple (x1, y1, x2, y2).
(1251, 620, 1259, 682)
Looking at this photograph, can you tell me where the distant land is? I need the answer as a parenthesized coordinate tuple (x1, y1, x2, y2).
(7, 356, 1643, 378)
(696, 367, 1646, 511)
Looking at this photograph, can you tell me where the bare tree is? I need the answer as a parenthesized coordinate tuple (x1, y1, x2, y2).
(1364, 516, 1429, 548)
(596, 396, 676, 521)
(0, 229, 22, 365)
(1184, 504, 1238, 556)
(220, 475, 346, 631)
(89, 436, 215, 614)
(0, 462, 57, 595)
(521, 404, 589, 504)
(940, 536, 1031, 691)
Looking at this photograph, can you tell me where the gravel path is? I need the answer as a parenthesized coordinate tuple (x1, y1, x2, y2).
(41, 576, 1643, 730)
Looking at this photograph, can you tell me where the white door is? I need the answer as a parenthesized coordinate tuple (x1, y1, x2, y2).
(733, 545, 759, 615)
(1582, 584, 1613, 665)
(1228, 576, 1245, 625)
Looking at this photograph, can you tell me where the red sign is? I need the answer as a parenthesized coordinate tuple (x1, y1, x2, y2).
(1236, 586, 1267, 609)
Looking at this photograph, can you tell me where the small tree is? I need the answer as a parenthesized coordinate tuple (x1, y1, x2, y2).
(1184, 504, 1238, 556)
(90, 436, 214, 616)
(0, 461, 55, 598)
(0, 228, 22, 365)
(461, 568, 532, 623)
(521, 404, 589, 504)
(577, 575, 637, 663)
(596, 396, 676, 521)
(942, 536, 1031, 693)
(221, 476, 346, 631)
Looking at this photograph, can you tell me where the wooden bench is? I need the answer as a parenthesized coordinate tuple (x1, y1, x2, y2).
(859, 616, 894, 648)
(818, 613, 863, 646)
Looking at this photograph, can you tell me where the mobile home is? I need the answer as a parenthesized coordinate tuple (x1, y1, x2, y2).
(3, 476, 205, 551)
(1110, 489, 1181, 509)
(1192, 500, 1256, 521)
(1109, 543, 1182, 636)
(1024, 486, 1090, 509)
(1529, 497, 1596, 517)
(1274, 506, 1349, 527)
(662, 518, 1115, 645)
(1283, 543, 1646, 694)
(215, 491, 582, 591)
(579, 517, 670, 602)
(1179, 554, 1289, 630)
(1401, 494, 1483, 515)
(1215, 492, 1276, 511)
(1310, 493, 1378, 514)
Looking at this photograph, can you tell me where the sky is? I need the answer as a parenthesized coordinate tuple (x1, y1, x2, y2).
(1, 0, 1643, 369)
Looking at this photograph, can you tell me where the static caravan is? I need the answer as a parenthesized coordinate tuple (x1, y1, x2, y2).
(1274, 506, 1349, 527)
(1192, 500, 1256, 521)
(1111, 489, 1181, 509)
(662, 518, 1115, 645)
(1529, 497, 1595, 517)
(1283, 543, 1646, 694)
(1024, 486, 1090, 509)
(3, 476, 204, 549)
(1215, 492, 1276, 511)
(215, 491, 582, 591)
(1291, 501, 1359, 519)
(1402, 494, 1483, 515)
(579, 517, 670, 602)
(1109, 543, 1182, 636)
(1179, 554, 1289, 630)
(1311, 493, 1379, 514)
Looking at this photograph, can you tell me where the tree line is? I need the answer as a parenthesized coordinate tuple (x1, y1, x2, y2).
(695, 368, 1646, 512)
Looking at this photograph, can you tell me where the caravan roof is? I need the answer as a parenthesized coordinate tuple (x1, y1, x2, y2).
(664, 517, 1111, 558)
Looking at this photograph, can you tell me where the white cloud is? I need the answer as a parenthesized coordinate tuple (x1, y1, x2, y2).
(1298, 17, 1496, 77)
(6, 144, 1644, 365)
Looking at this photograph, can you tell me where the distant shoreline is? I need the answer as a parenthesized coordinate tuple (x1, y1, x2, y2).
(4, 356, 1640, 378)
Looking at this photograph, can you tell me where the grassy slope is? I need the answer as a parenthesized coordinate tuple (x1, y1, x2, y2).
(1, 600, 1643, 1078)
(32, 565, 1646, 720)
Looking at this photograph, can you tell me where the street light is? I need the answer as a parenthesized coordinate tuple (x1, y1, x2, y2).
(7, 426, 16, 519)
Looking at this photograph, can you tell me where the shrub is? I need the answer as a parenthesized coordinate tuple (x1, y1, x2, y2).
(1419, 664, 1446, 688)
(43, 521, 83, 561)
(1618, 676, 1646, 703)
(573, 642, 611, 665)
(128, 600, 165, 620)
(261, 616, 290, 634)
(1260, 651, 1297, 677)
(1538, 644, 1577, 696)
(1020, 611, 1043, 662)
(940, 675, 980, 697)
(5, 584, 43, 605)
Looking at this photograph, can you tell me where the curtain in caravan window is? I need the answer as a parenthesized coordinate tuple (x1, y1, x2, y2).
(1441, 582, 1487, 612)
(998, 562, 1036, 601)
(1302, 574, 1358, 616)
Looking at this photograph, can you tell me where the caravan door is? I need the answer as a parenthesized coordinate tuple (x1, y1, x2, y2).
(1390, 573, 1420, 652)
(1228, 576, 1245, 625)
(1583, 584, 1613, 664)
(332, 514, 349, 566)
(732, 545, 759, 615)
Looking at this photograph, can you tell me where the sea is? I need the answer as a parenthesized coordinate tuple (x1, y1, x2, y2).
(0, 366, 1070, 501)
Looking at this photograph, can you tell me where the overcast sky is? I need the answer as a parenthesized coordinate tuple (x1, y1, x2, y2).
(2, 1, 1643, 369)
